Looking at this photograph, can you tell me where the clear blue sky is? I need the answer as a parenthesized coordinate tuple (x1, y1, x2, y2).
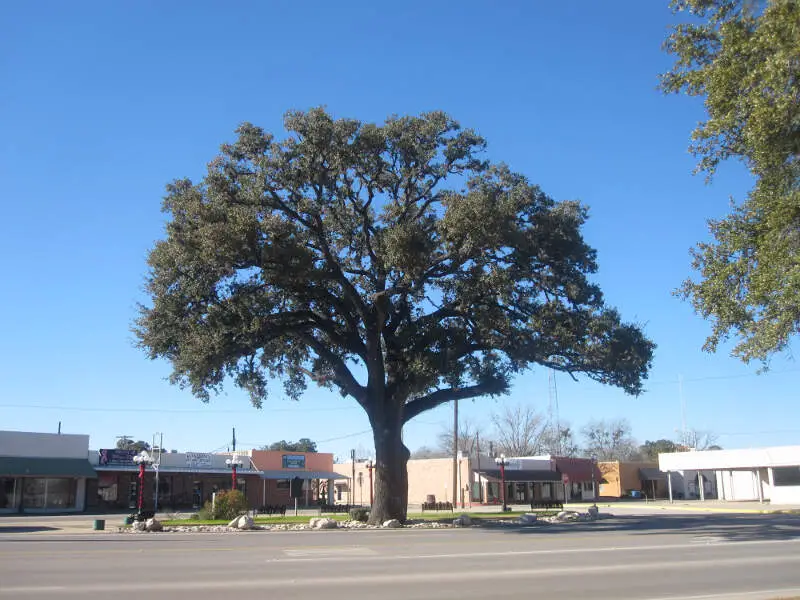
(1, 1, 796, 461)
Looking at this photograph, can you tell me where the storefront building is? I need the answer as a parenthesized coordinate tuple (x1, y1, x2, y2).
(598, 461, 667, 499)
(0, 430, 96, 514)
(249, 449, 344, 507)
(88, 449, 262, 511)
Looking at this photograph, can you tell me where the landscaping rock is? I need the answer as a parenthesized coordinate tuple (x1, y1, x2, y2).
(228, 517, 241, 528)
(145, 518, 163, 532)
(382, 519, 402, 528)
(519, 513, 538, 525)
(236, 516, 255, 530)
(313, 518, 338, 530)
(132, 520, 147, 532)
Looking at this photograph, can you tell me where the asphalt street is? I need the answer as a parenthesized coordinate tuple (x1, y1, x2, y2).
(2, 513, 800, 599)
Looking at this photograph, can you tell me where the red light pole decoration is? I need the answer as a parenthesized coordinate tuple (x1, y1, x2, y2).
(495, 453, 508, 512)
(226, 456, 243, 491)
(132, 451, 153, 516)
(365, 460, 374, 506)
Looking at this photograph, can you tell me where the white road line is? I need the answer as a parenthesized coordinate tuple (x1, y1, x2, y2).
(643, 588, 800, 600)
(265, 536, 800, 564)
(4, 554, 800, 595)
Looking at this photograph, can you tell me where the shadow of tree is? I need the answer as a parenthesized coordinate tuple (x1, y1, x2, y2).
(0, 526, 60, 533)
(498, 513, 800, 542)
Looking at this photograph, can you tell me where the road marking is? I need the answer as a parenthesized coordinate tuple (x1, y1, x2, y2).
(284, 546, 377, 557)
(265, 536, 800, 564)
(643, 587, 800, 600)
(3, 554, 800, 595)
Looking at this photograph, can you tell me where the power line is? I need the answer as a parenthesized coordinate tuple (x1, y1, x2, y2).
(0, 404, 360, 414)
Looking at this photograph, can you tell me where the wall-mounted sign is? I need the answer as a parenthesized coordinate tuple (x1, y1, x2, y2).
(282, 454, 306, 469)
(186, 452, 212, 469)
(98, 449, 136, 466)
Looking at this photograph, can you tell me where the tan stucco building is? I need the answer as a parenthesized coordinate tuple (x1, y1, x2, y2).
(598, 460, 666, 499)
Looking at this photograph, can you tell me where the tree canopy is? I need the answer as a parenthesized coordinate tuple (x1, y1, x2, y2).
(662, 0, 800, 363)
(135, 108, 654, 522)
(116, 438, 151, 453)
(262, 438, 318, 453)
(581, 418, 639, 461)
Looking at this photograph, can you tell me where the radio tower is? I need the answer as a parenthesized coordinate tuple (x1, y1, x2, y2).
(548, 369, 562, 455)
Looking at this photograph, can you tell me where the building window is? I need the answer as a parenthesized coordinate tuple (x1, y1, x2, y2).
(45, 479, 77, 509)
(0, 478, 20, 509)
(276, 479, 290, 490)
(773, 467, 800, 487)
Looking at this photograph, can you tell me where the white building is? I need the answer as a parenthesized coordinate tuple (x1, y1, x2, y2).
(0, 430, 96, 513)
(659, 445, 800, 504)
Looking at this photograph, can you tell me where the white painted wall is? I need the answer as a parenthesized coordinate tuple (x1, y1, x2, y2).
(660, 446, 800, 472)
(770, 485, 800, 504)
(0, 431, 89, 459)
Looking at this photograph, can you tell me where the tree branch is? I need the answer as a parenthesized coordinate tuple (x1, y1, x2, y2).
(402, 379, 507, 424)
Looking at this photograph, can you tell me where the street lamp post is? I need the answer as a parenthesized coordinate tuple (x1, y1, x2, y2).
(365, 460, 374, 506)
(226, 456, 243, 492)
(495, 453, 508, 512)
(132, 451, 153, 516)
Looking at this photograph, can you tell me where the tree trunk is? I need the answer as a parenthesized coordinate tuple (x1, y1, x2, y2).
(368, 417, 410, 524)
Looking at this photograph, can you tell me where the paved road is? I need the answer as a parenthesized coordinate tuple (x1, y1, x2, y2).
(2, 513, 800, 599)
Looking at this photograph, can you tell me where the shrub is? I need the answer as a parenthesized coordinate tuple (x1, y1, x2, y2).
(200, 490, 248, 520)
(349, 507, 369, 522)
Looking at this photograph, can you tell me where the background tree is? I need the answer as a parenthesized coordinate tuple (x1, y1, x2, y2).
(116, 438, 151, 453)
(135, 108, 655, 523)
(639, 438, 680, 461)
(409, 446, 448, 459)
(539, 424, 581, 457)
(581, 418, 638, 461)
(491, 404, 549, 456)
(437, 418, 486, 456)
(262, 438, 318, 452)
(662, 0, 800, 363)
(677, 428, 721, 451)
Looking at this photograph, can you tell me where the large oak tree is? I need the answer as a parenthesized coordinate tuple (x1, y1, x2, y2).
(135, 108, 654, 523)
(662, 0, 800, 363)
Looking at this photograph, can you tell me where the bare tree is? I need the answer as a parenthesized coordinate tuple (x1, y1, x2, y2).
(491, 404, 548, 456)
(437, 418, 487, 456)
(581, 418, 638, 461)
(540, 424, 581, 457)
(677, 429, 720, 451)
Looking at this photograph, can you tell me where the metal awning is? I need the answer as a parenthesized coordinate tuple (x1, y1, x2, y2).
(639, 468, 666, 481)
(259, 470, 348, 480)
(0, 457, 97, 478)
(478, 469, 562, 482)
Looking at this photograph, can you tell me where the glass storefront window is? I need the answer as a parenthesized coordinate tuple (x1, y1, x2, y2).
(46, 479, 77, 509)
(23, 479, 46, 508)
(0, 478, 20, 509)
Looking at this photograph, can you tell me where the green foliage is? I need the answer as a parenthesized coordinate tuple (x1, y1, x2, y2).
(199, 489, 248, 521)
(263, 438, 318, 452)
(662, 0, 800, 362)
(639, 439, 680, 461)
(349, 507, 370, 522)
(136, 107, 653, 411)
(116, 438, 151, 453)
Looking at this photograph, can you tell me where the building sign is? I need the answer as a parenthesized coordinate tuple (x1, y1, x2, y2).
(98, 449, 136, 466)
(282, 454, 306, 469)
(185, 452, 212, 469)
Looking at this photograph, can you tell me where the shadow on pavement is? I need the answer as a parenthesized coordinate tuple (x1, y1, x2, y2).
(0, 526, 60, 533)
(497, 513, 800, 542)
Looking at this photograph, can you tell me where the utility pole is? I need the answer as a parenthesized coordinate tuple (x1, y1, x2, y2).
(350, 449, 356, 505)
(452, 399, 458, 506)
(475, 432, 481, 503)
(232, 427, 237, 452)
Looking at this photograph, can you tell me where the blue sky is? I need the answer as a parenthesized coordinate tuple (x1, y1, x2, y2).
(1, 1, 796, 461)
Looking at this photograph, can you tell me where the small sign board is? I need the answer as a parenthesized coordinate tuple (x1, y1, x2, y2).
(562, 473, 570, 485)
(186, 452, 212, 469)
(98, 449, 136, 466)
(282, 454, 306, 469)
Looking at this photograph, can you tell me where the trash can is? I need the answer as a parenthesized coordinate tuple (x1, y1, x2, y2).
(93, 519, 106, 531)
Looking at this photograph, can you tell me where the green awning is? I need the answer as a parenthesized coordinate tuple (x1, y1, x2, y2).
(0, 457, 97, 478)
